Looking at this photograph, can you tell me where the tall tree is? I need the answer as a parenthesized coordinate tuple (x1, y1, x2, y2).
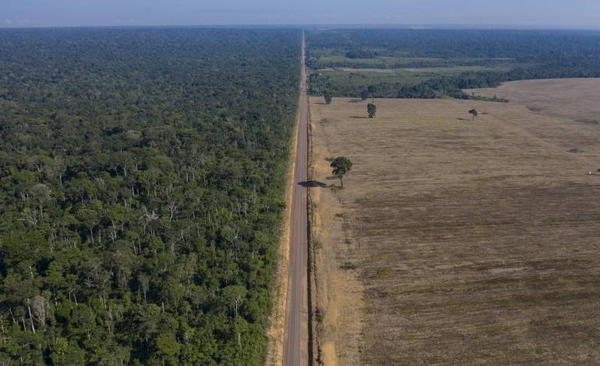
(367, 102, 377, 118)
(360, 89, 369, 101)
(324, 91, 332, 105)
(469, 108, 478, 120)
(330, 157, 353, 188)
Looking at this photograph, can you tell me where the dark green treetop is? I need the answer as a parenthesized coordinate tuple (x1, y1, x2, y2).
(330, 157, 353, 188)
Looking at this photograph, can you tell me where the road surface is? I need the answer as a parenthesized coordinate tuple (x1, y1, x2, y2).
(283, 30, 309, 366)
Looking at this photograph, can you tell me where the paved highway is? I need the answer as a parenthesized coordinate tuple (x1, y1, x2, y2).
(283, 31, 308, 366)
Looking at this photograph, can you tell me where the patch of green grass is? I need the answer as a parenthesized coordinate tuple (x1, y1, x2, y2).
(315, 307, 324, 323)
(400, 334, 418, 341)
(376, 267, 393, 276)
(310, 69, 429, 97)
(313, 240, 322, 250)
(318, 55, 388, 67)
(313, 48, 516, 70)
(340, 262, 357, 270)
(373, 254, 399, 261)
(501, 297, 520, 308)
(575, 118, 599, 125)
(310, 64, 513, 98)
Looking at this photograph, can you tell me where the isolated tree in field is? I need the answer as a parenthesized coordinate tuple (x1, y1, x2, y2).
(360, 89, 369, 101)
(367, 102, 377, 118)
(330, 157, 353, 188)
(324, 91, 332, 104)
(469, 108, 478, 120)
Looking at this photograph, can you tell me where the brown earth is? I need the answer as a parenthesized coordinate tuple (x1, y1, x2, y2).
(467, 78, 600, 121)
(309, 79, 600, 365)
(265, 90, 297, 366)
(309, 101, 365, 366)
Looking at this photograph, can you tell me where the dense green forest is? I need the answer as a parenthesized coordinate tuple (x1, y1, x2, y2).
(0, 28, 301, 365)
(306, 29, 600, 99)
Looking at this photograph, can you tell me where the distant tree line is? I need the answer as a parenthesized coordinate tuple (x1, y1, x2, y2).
(345, 49, 378, 59)
(306, 29, 600, 100)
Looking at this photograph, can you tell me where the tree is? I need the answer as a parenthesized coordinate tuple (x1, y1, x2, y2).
(223, 285, 247, 317)
(469, 108, 478, 120)
(155, 332, 182, 363)
(323, 91, 332, 105)
(330, 157, 353, 188)
(367, 102, 377, 118)
(360, 89, 369, 101)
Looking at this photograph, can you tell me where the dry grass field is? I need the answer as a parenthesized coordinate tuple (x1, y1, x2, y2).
(467, 79, 600, 122)
(309, 79, 600, 365)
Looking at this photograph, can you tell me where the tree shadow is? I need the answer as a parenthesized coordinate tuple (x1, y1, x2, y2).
(348, 99, 364, 103)
(350, 116, 368, 119)
(456, 117, 469, 121)
(298, 180, 329, 188)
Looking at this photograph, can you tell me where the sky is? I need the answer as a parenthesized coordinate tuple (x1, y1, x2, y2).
(2, 0, 600, 29)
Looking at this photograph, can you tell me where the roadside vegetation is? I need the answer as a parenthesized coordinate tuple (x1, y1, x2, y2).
(0, 28, 300, 365)
(306, 29, 600, 100)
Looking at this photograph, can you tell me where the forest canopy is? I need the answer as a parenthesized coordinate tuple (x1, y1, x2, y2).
(0, 27, 301, 365)
(305, 29, 600, 99)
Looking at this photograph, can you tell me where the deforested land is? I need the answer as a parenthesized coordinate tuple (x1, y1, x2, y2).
(0, 28, 300, 365)
(309, 79, 600, 365)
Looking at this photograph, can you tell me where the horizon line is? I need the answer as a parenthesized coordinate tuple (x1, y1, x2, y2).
(1, 23, 600, 31)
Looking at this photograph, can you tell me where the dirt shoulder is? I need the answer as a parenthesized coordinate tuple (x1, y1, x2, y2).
(309, 98, 366, 366)
(265, 92, 299, 366)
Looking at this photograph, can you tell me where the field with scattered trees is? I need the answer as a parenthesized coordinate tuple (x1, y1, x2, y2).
(0, 28, 300, 365)
(308, 81, 600, 365)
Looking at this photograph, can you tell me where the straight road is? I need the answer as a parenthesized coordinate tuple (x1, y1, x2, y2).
(283, 31, 309, 366)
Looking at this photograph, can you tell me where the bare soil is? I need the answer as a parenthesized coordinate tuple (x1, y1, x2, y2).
(309, 80, 600, 365)
(467, 78, 600, 121)
(310, 103, 366, 366)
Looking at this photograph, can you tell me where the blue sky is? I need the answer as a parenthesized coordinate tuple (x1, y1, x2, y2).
(2, 0, 600, 28)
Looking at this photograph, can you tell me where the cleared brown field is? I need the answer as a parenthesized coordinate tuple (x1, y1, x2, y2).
(309, 79, 600, 365)
(467, 79, 600, 122)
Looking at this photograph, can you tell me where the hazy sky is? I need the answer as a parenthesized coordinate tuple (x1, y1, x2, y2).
(2, 0, 600, 28)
